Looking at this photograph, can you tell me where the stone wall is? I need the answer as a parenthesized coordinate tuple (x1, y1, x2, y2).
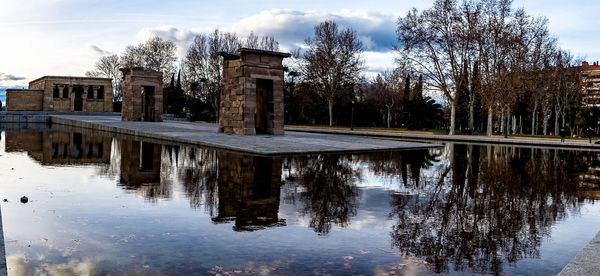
(218, 48, 290, 135)
(6, 89, 44, 111)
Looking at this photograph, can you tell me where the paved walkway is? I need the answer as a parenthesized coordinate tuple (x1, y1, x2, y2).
(49, 115, 439, 155)
(286, 126, 600, 150)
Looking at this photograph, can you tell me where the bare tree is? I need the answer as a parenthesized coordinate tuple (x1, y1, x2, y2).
(183, 31, 236, 120)
(365, 70, 403, 128)
(396, 0, 481, 135)
(302, 20, 363, 126)
(120, 36, 177, 83)
(86, 54, 122, 101)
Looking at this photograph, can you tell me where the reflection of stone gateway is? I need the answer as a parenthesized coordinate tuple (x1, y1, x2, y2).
(119, 140, 162, 187)
(218, 48, 291, 135)
(214, 152, 285, 231)
(120, 68, 163, 122)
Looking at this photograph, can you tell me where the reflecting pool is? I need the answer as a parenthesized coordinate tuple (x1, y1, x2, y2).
(1, 125, 600, 275)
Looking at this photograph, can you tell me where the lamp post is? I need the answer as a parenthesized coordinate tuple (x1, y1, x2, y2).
(351, 99, 355, 131)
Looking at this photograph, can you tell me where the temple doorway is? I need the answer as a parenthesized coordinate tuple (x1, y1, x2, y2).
(142, 86, 155, 122)
(255, 79, 273, 134)
(73, 85, 83, 111)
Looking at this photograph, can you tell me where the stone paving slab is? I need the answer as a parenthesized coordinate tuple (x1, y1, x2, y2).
(287, 126, 600, 150)
(49, 115, 439, 155)
(559, 231, 600, 276)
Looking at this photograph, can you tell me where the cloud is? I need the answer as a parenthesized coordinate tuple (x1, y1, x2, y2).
(135, 9, 399, 74)
(87, 44, 113, 56)
(0, 73, 28, 91)
(0, 73, 25, 81)
(137, 9, 397, 54)
(224, 9, 397, 52)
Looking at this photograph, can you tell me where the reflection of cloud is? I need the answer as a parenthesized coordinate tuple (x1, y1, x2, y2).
(7, 253, 35, 276)
(7, 253, 96, 276)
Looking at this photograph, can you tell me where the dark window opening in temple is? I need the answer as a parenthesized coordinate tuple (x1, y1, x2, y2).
(87, 86, 94, 99)
(141, 86, 155, 122)
(61, 144, 68, 157)
(97, 86, 104, 99)
(255, 79, 273, 134)
(62, 85, 69, 98)
(252, 157, 273, 200)
(51, 143, 58, 159)
(140, 142, 155, 171)
(73, 85, 83, 111)
(71, 133, 82, 158)
(96, 143, 103, 158)
(86, 144, 93, 158)
(53, 84, 60, 98)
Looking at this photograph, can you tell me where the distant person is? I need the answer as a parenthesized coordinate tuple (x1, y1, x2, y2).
(586, 127, 593, 144)
(559, 127, 567, 142)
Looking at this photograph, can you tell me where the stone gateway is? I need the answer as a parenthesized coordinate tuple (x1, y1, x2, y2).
(120, 67, 163, 122)
(218, 48, 291, 135)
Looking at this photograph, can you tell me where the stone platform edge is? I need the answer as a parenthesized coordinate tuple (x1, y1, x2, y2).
(559, 231, 600, 276)
(49, 116, 438, 156)
(286, 127, 600, 150)
(0, 205, 6, 276)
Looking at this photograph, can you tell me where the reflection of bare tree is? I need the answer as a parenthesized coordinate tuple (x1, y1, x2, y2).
(360, 149, 442, 186)
(389, 144, 590, 274)
(163, 145, 219, 213)
(284, 154, 361, 235)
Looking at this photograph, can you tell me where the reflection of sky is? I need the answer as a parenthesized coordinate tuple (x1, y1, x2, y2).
(1, 130, 600, 275)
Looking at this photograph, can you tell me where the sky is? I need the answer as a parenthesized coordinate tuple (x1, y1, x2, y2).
(1, 0, 600, 103)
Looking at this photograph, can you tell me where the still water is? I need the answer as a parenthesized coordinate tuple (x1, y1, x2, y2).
(1, 125, 600, 275)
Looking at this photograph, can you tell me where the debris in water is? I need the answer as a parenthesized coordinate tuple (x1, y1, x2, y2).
(20, 196, 28, 203)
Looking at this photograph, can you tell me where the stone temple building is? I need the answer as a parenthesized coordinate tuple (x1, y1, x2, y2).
(219, 48, 291, 135)
(6, 76, 113, 112)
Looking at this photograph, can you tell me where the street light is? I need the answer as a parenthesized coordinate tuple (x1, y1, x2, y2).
(351, 99, 355, 131)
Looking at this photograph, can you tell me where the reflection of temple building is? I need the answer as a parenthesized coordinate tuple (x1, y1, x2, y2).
(5, 131, 111, 165)
(213, 152, 285, 231)
(119, 140, 168, 199)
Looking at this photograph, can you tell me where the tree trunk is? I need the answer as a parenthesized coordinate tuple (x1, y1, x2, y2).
(486, 106, 493, 136)
(554, 105, 560, 136)
(531, 103, 538, 135)
(387, 106, 391, 128)
(449, 101, 456, 135)
(519, 115, 523, 134)
(468, 95, 474, 133)
(500, 111, 505, 133)
(328, 99, 333, 126)
(543, 107, 549, 136)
